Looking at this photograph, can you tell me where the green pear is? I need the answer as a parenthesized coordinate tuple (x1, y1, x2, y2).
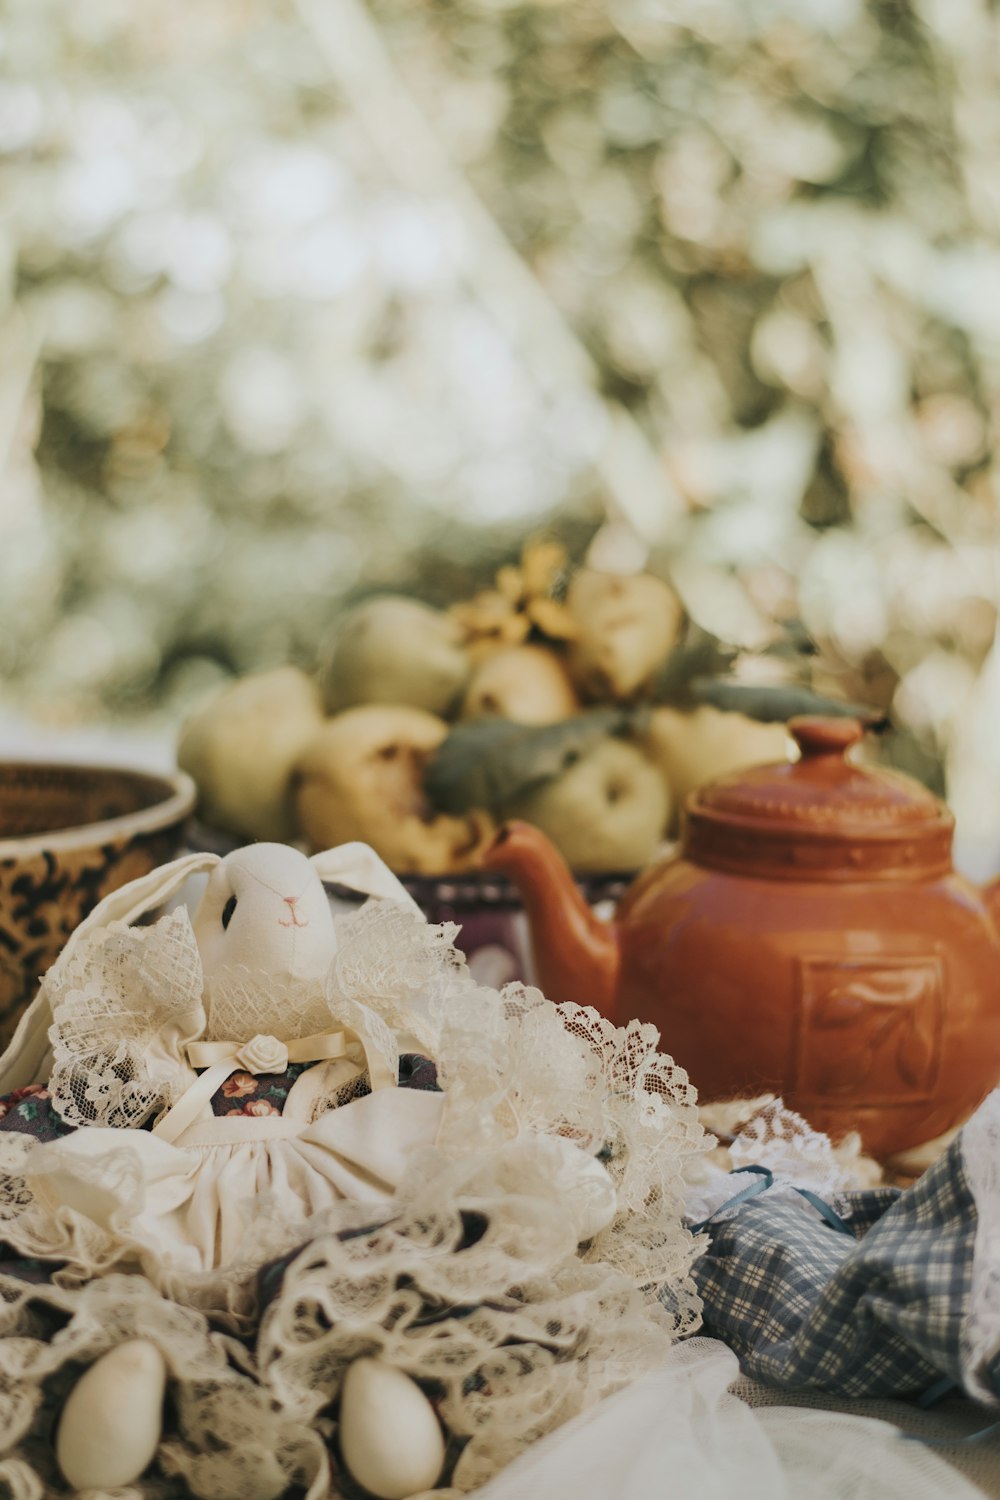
(565, 570, 683, 702)
(461, 644, 580, 725)
(508, 736, 669, 873)
(643, 705, 791, 832)
(292, 705, 495, 873)
(321, 596, 471, 716)
(178, 666, 324, 841)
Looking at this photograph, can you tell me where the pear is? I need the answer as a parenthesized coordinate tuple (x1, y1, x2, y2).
(643, 705, 791, 832)
(178, 666, 324, 841)
(321, 596, 470, 716)
(508, 737, 668, 873)
(293, 706, 495, 874)
(461, 644, 580, 725)
(565, 570, 683, 702)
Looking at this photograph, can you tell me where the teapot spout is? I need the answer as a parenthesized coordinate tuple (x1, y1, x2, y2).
(482, 821, 620, 1018)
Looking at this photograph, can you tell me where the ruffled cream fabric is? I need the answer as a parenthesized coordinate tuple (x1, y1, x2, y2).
(0, 1271, 330, 1500)
(16, 1085, 443, 1279)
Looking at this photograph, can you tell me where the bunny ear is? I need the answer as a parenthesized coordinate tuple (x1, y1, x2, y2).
(0, 851, 220, 1092)
(310, 842, 422, 917)
(56, 851, 221, 959)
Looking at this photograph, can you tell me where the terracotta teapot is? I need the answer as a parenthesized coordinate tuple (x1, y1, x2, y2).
(483, 717, 1000, 1157)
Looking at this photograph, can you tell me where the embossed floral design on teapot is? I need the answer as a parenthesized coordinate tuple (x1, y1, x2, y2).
(484, 718, 1000, 1157)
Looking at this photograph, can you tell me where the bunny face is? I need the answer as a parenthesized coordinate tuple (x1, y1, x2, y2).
(192, 843, 337, 990)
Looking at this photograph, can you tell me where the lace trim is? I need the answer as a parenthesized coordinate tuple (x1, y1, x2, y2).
(330, 901, 466, 1053)
(0, 1273, 329, 1500)
(258, 1140, 696, 1493)
(46, 911, 205, 1130)
(727, 1098, 865, 1204)
(205, 966, 332, 1043)
(684, 1096, 884, 1227)
(428, 981, 707, 1319)
(0, 1135, 34, 1227)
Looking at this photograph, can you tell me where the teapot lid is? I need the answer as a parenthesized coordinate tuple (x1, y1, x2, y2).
(683, 716, 953, 882)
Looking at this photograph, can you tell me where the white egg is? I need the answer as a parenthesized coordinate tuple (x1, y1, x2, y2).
(56, 1339, 166, 1492)
(339, 1356, 445, 1500)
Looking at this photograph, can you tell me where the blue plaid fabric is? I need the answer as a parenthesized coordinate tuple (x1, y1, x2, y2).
(694, 1135, 998, 1401)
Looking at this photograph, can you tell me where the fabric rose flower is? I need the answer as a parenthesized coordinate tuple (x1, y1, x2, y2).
(243, 1099, 280, 1117)
(8, 1085, 49, 1103)
(236, 1035, 289, 1075)
(221, 1072, 258, 1099)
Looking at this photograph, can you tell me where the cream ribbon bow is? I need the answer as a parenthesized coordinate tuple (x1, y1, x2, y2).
(153, 1028, 395, 1144)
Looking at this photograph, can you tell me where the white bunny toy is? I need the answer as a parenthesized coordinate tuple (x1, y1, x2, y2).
(0, 840, 421, 1090)
(0, 841, 443, 1283)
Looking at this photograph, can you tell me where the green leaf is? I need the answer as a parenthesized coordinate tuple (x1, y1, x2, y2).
(423, 709, 637, 815)
(688, 678, 887, 727)
(652, 631, 740, 706)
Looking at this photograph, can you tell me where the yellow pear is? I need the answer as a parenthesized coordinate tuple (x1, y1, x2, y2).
(461, 645, 580, 725)
(178, 666, 324, 841)
(644, 706, 791, 832)
(293, 706, 494, 873)
(565, 570, 683, 701)
(508, 737, 668, 873)
(321, 596, 470, 717)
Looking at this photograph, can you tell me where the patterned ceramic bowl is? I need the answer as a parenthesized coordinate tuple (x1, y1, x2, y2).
(0, 762, 196, 1046)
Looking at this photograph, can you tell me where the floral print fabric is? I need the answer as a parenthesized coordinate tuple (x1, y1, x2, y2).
(211, 1062, 310, 1119)
(0, 1084, 73, 1142)
(0, 1054, 439, 1135)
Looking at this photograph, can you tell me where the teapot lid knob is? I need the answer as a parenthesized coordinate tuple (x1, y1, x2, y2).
(686, 711, 953, 881)
(789, 716, 864, 758)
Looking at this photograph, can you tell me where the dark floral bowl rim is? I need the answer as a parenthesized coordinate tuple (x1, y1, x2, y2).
(0, 762, 197, 860)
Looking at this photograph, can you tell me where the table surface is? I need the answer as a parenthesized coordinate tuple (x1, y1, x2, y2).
(736, 1378, 1000, 1496)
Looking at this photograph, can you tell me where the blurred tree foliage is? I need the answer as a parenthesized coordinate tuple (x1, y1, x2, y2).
(2, 0, 1000, 844)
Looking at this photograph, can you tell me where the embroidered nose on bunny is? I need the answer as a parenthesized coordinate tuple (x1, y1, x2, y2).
(279, 894, 309, 928)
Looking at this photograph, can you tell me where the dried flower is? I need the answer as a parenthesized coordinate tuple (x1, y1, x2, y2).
(450, 537, 577, 657)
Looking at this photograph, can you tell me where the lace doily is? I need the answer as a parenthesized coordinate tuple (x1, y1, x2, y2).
(329, 900, 467, 1055)
(46, 911, 205, 1131)
(688, 1096, 885, 1227)
(0, 1272, 329, 1500)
